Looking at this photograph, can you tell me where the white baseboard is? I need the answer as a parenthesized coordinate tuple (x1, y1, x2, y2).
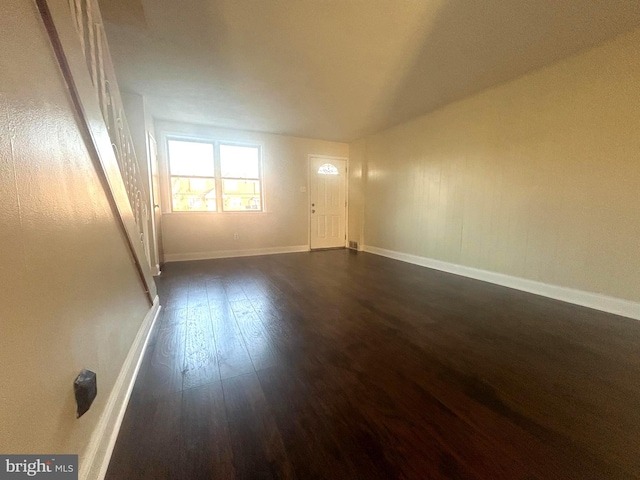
(362, 245, 640, 321)
(80, 296, 162, 480)
(164, 245, 310, 262)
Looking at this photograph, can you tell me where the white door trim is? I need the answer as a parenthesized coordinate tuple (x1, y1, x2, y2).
(307, 154, 349, 250)
(146, 132, 161, 275)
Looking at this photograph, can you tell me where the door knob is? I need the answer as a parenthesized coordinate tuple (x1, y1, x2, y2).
(312, 209, 315, 213)
(312, 203, 315, 207)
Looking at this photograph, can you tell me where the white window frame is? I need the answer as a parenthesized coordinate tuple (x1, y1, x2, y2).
(166, 136, 263, 214)
(218, 141, 263, 213)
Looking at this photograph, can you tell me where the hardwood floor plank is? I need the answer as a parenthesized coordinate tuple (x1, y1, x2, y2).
(223, 277, 249, 302)
(258, 365, 424, 480)
(205, 278, 227, 302)
(183, 306, 220, 390)
(210, 299, 255, 380)
(223, 372, 294, 480)
(229, 298, 281, 371)
(107, 391, 183, 478)
(108, 250, 640, 479)
(160, 306, 188, 327)
(133, 309, 186, 401)
(181, 382, 235, 479)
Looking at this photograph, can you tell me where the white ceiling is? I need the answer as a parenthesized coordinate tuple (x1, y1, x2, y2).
(99, 0, 640, 142)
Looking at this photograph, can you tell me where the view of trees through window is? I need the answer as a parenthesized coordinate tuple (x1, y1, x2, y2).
(168, 139, 262, 212)
(220, 145, 262, 211)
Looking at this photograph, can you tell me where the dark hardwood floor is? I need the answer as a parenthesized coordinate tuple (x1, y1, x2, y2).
(106, 250, 640, 479)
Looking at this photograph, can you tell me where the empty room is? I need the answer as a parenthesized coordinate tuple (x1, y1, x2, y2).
(1, 0, 640, 479)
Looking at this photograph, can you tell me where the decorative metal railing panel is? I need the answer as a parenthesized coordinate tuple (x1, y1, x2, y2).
(67, 0, 150, 265)
(36, 0, 156, 304)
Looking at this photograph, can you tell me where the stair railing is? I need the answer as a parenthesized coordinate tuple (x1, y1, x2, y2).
(37, 0, 156, 302)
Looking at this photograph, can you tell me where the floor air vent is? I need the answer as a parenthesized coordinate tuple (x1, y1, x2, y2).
(348, 241, 359, 250)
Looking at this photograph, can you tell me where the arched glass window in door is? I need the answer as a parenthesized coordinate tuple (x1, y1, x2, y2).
(318, 163, 339, 175)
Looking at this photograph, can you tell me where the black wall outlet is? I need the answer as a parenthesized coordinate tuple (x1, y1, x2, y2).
(74, 369, 97, 418)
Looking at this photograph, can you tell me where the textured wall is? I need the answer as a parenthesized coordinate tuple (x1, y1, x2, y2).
(0, 0, 150, 459)
(357, 28, 640, 302)
(155, 121, 348, 259)
(347, 138, 366, 248)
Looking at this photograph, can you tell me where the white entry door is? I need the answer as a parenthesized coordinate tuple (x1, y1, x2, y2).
(309, 156, 347, 249)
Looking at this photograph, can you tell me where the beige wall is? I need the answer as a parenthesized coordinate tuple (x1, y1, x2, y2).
(347, 138, 366, 248)
(0, 0, 150, 460)
(155, 121, 348, 260)
(353, 28, 640, 302)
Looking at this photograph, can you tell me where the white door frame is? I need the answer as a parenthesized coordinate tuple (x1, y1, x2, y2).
(147, 131, 162, 274)
(307, 154, 349, 250)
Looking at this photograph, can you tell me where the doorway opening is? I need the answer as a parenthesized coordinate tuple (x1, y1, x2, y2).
(309, 156, 347, 250)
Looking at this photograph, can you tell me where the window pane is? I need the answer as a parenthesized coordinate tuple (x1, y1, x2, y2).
(222, 179, 261, 211)
(171, 177, 216, 211)
(220, 144, 260, 178)
(168, 140, 214, 177)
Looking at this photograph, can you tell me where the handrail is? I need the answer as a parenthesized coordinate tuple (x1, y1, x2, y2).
(37, 0, 157, 303)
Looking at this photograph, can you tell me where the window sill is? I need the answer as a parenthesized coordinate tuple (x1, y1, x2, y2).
(163, 210, 269, 215)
